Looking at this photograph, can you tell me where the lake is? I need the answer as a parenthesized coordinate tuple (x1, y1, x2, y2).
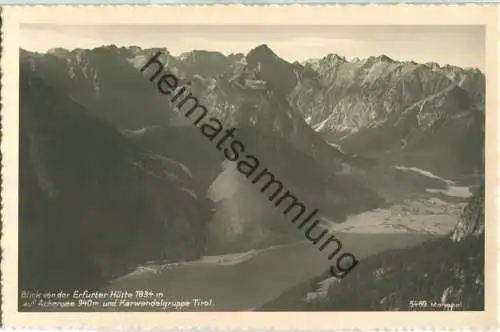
(105, 232, 436, 311)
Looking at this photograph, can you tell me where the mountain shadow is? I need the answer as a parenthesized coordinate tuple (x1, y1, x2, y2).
(19, 69, 214, 298)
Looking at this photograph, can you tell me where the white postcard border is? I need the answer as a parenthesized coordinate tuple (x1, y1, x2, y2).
(1, 4, 498, 329)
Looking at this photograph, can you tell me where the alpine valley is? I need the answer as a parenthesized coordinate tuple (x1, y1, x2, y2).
(19, 44, 485, 311)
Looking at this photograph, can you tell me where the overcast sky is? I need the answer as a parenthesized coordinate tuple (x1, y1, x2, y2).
(20, 25, 485, 70)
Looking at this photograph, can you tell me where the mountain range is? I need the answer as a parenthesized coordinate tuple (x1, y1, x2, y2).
(19, 44, 485, 310)
(22, 44, 484, 178)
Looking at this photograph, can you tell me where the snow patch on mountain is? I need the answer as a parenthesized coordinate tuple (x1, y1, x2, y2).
(393, 165, 455, 185)
(313, 117, 330, 132)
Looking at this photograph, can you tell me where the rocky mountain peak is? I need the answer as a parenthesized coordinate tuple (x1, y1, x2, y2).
(425, 61, 441, 70)
(47, 47, 70, 57)
(92, 44, 121, 54)
(179, 49, 226, 61)
(247, 44, 277, 59)
(375, 54, 394, 63)
(241, 44, 298, 97)
(228, 52, 245, 61)
(364, 54, 394, 64)
(324, 53, 347, 64)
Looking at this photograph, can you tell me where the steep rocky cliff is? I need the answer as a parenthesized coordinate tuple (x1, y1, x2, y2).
(291, 54, 484, 178)
(451, 182, 485, 242)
